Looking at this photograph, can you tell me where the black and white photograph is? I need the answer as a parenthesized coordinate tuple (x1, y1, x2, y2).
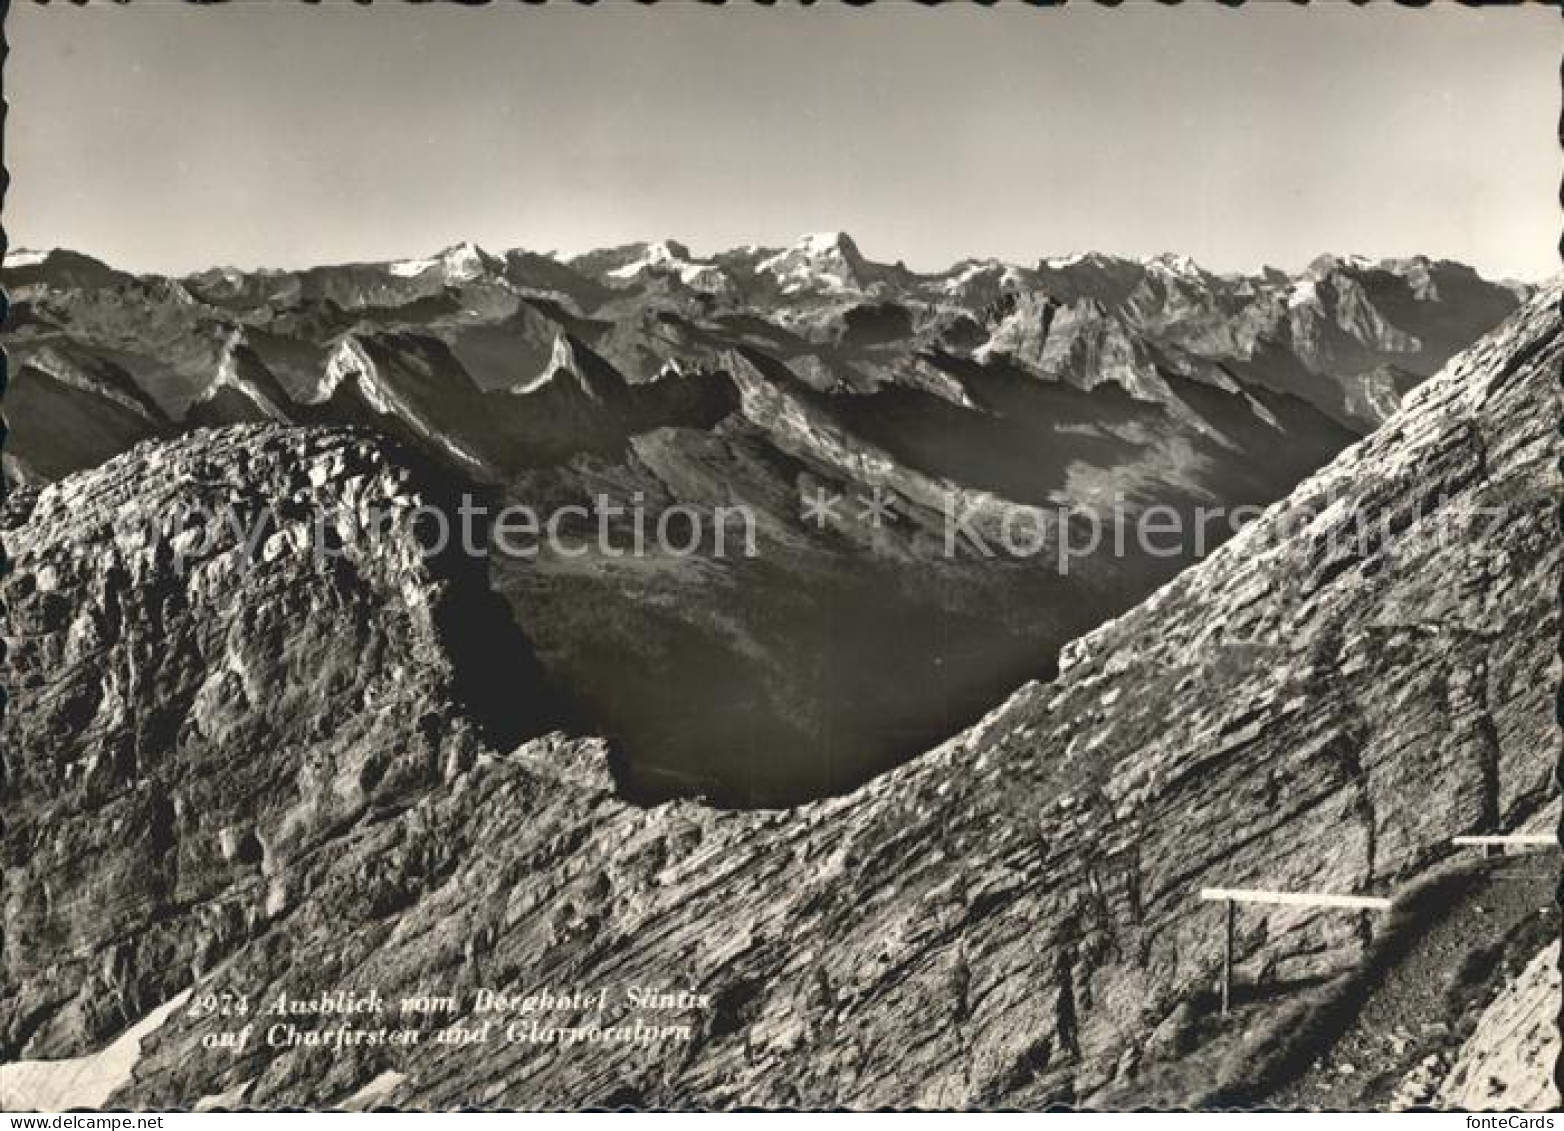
(0, 0, 1558, 1115)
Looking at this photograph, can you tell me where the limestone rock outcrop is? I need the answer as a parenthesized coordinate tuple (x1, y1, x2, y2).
(0, 426, 561, 1063)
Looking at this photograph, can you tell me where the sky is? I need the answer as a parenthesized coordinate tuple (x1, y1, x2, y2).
(5, 2, 1558, 280)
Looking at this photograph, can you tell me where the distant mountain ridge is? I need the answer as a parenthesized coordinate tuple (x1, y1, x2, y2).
(2, 236, 1528, 490)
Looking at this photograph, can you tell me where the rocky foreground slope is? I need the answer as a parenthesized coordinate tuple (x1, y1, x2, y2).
(0, 285, 1557, 1109)
(0, 427, 567, 1067)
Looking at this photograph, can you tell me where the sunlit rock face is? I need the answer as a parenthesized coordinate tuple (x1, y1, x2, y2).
(0, 426, 562, 1064)
(1434, 941, 1561, 1112)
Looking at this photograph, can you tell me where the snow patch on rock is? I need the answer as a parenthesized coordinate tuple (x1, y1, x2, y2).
(0, 990, 191, 1110)
(3, 248, 51, 269)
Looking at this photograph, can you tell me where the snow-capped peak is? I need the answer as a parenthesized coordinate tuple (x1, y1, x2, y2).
(389, 241, 496, 281)
(945, 259, 1001, 284)
(608, 240, 694, 279)
(941, 258, 1029, 295)
(756, 231, 871, 294)
(440, 241, 492, 279)
(604, 240, 735, 295)
(795, 231, 859, 257)
(1145, 252, 1208, 280)
(1038, 252, 1140, 274)
(1042, 252, 1090, 269)
(3, 248, 51, 269)
(762, 232, 865, 267)
(1305, 252, 1378, 278)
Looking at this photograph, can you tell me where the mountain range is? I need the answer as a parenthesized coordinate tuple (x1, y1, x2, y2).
(2, 276, 1556, 1109)
(0, 236, 1531, 804)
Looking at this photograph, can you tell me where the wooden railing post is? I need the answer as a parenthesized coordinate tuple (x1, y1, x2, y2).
(1199, 887, 1393, 1020)
(1452, 833, 1558, 856)
(1220, 898, 1235, 1016)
